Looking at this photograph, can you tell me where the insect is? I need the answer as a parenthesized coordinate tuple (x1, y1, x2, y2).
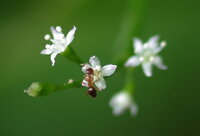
(86, 68, 94, 75)
(84, 68, 97, 98)
(87, 87, 97, 98)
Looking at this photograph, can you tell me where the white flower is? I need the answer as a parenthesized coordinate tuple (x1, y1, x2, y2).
(82, 56, 117, 91)
(41, 26, 77, 66)
(125, 35, 167, 77)
(109, 91, 138, 116)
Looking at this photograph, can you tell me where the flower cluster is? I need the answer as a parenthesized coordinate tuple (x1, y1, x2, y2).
(81, 56, 117, 97)
(25, 25, 168, 117)
(41, 26, 77, 66)
(125, 35, 167, 77)
(108, 35, 168, 117)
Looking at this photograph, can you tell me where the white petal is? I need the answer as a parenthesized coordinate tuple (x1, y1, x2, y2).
(50, 27, 64, 40)
(153, 56, 167, 70)
(112, 107, 124, 116)
(102, 65, 117, 77)
(142, 62, 152, 77)
(125, 56, 141, 67)
(153, 41, 167, 54)
(40, 49, 52, 55)
(130, 103, 138, 116)
(109, 92, 131, 116)
(65, 26, 77, 47)
(81, 64, 91, 74)
(89, 56, 101, 68)
(134, 38, 143, 54)
(147, 35, 159, 49)
(109, 97, 124, 115)
(82, 79, 89, 87)
(50, 53, 58, 66)
(95, 78, 106, 91)
(45, 44, 51, 49)
(51, 27, 59, 37)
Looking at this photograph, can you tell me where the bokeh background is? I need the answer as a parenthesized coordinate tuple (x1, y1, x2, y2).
(0, 0, 199, 135)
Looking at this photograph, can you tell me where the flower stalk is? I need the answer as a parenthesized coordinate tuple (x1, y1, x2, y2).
(61, 46, 83, 65)
(124, 67, 135, 94)
(24, 80, 82, 97)
(111, 0, 145, 66)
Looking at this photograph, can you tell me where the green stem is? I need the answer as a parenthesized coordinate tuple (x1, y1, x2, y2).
(25, 80, 82, 97)
(61, 46, 83, 65)
(114, 0, 146, 96)
(124, 68, 135, 94)
(111, 0, 145, 66)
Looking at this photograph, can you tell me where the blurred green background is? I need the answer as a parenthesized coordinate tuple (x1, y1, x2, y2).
(0, 0, 199, 135)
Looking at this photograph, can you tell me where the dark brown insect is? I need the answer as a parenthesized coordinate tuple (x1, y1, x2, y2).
(86, 68, 94, 75)
(84, 75, 93, 87)
(85, 68, 94, 87)
(87, 87, 97, 98)
(84, 68, 98, 98)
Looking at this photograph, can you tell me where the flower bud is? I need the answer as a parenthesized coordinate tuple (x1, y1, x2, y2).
(24, 81, 82, 97)
(24, 82, 42, 97)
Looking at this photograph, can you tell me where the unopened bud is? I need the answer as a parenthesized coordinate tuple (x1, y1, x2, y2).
(24, 82, 42, 97)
